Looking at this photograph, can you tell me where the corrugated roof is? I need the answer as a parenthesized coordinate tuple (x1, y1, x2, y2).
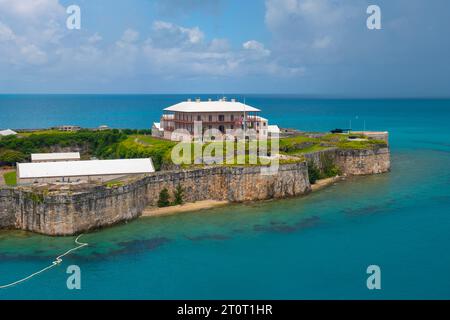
(18, 158, 155, 179)
(164, 101, 261, 113)
(31, 152, 81, 161)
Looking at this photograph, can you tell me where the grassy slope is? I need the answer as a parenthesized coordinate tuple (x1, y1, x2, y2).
(3, 171, 16, 186)
(2, 131, 387, 174)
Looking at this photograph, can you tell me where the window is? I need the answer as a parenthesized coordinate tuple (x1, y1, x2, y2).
(231, 115, 234, 121)
(209, 115, 212, 122)
(219, 115, 225, 122)
(263, 122, 267, 126)
(197, 115, 201, 121)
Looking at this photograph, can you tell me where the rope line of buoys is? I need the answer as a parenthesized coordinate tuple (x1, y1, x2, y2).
(0, 235, 88, 289)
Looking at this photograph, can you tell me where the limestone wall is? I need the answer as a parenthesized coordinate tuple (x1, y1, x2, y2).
(304, 147, 390, 176)
(0, 163, 310, 235)
(334, 148, 390, 175)
(0, 147, 390, 236)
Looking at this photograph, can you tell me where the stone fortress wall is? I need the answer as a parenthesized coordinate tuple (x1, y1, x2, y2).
(0, 148, 390, 236)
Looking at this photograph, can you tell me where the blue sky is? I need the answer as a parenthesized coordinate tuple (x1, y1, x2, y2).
(0, 0, 449, 96)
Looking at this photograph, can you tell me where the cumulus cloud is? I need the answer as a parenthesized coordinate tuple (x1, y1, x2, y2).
(264, 0, 359, 64)
(20, 44, 48, 65)
(0, 0, 303, 92)
(243, 40, 271, 58)
(0, 22, 15, 42)
(0, 0, 64, 19)
(151, 21, 204, 48)
(87, 33, 102, 44)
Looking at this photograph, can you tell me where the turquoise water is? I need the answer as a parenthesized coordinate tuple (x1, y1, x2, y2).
(1, 96, 450, 299)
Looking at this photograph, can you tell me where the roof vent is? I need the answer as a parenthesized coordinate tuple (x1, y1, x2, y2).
(231, 98, 236, 103)
(187, 98, 192, 102)
(195, 98, 201, 103)
(208, 98, 212, 102)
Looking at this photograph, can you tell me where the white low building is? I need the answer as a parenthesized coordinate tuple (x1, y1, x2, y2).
(152, 122, 164, 138)
(31, 152, 81, 163)
(0, 129, 17, 137)
(268, 125, 280, 137)
(17, 158, 155, 184)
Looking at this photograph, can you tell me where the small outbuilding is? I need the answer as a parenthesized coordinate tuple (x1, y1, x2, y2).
(0, 129, 18, 137)
(31, 152, 81, 163)
(152, 122, 164, 138)
(17, 158, 155, 184)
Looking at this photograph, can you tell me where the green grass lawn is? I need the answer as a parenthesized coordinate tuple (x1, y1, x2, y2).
(3, 171, 17, 186)
(18, 130, 75, 137)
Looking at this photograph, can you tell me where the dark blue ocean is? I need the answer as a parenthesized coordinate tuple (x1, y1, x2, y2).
(1, 95, 450, 299)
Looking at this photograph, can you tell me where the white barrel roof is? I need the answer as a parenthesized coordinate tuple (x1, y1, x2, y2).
(18, 158, 155, 179)
(31, 152, 81, 162)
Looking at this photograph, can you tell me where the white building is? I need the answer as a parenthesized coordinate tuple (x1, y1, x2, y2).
(153, 98, 273, 141)
(53, 125, 81, 132)
(152, 122, 164, 138)
(0, 129, 17, 137)
(17, 158, 155, 184)
(31, 152, 81, 163)
(268, 125, 280, 137)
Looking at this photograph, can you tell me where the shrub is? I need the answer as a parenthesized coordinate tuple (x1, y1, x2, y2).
(157, 188, 171, 207)
(0, 150, 26, 165)
(173, 184, 184, 205)
(320, 153, 341, 178)
(307, 161, 320, 184)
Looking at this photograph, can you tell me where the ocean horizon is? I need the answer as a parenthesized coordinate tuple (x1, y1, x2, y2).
(1, 95, 450, 299)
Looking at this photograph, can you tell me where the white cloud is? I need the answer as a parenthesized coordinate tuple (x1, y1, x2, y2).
(312, 35, 332, 49)
(243, 40, 271, 57)
(152, 21, 204, 47)
(120, 29, 140, 43)
(88, 33, 103, 44)
(0, 0, 64, 19)
(0, 8, 303, 92)
(20, 44, 48, 65)
(0, 22, 15, 42)
(264, 0, 361, 67)
(209, 38, 230, 52)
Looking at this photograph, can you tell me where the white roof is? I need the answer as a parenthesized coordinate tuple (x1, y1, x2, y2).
(18, 158, 155, 179)
(268, 125, 280, 133)
(31, 152, 81, 161)
(0, 129, 17, 136)
(164, 100, 261, 113)
(153, 122, 163, 130)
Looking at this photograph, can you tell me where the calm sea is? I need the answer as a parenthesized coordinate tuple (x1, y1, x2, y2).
(0, 95, 450, 299)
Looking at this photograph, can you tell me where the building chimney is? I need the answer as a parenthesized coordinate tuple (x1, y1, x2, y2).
(196, 98, 201, 103)
(231, 98, 236, 103)
(187, 98, 192, 102)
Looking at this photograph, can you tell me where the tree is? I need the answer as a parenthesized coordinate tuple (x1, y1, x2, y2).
(307, 160, 320, 185)
(173, 184, 184, 205)
(158, 188, 170, 207)
(0, 150, 26, 165)
(321, 153, 341, 178)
